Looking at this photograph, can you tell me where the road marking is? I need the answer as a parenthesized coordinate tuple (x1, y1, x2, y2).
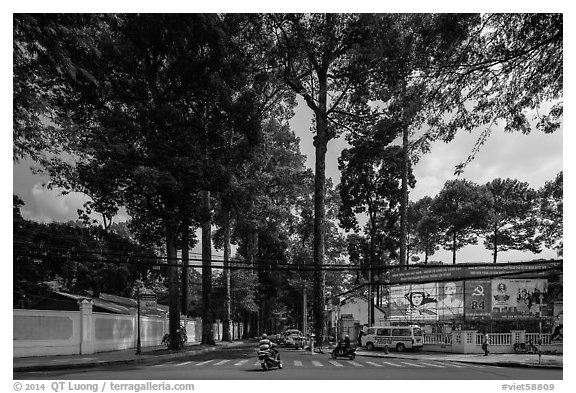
(381, 361, 404, 367)
(294, 360, 303, 367)
(464, 363, 486, 368)
(174, 361, 193, 367)
(150, 364, 166, 367)
(400, 361, 425, 368)
(214, 360, 231, 366)
(347, 361, 364, 367)
(445, 362, 467, 368)
(195, 360, 214, 366)
(420, 362, 446, 368)
(328, 360, 343, 367)
(364, 361, 384, 367)
(234, 360, 249, 366)
(312, 360, 324, 367)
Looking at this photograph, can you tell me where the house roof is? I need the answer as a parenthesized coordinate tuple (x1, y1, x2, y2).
(99, 292, 169, 316)
(54, 292, 134, 314)
(32, 291, 168, 316)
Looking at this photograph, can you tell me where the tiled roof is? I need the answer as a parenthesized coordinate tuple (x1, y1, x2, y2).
(51, 291, 168, 316)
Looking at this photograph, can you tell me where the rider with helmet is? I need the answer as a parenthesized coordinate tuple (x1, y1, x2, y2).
(259, 333, 279, 360)
(336, 334, 351, 356)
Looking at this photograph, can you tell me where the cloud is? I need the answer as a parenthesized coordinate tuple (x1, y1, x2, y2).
(411, 126, 563, 200)
(26, 183, 89, 223)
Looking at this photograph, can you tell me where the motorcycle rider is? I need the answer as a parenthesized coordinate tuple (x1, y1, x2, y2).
(335, 334, 351, 356)
(259, 333, 279, 360)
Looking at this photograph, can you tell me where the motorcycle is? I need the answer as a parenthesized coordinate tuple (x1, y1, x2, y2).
(257, 345, 282, 371)
(331, 344, 356, 360)
(513, 342, 540, 354)
(161, 323, 187, 350)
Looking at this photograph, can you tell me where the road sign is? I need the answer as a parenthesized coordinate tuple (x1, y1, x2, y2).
(140, 293, 157, 308)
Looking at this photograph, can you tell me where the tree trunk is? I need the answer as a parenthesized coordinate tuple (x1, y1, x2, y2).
(312, 113, 328, 342)
(181, 217, 190, 317)
(400, 126, 409, 270)
(493, 224, 498, 264)
(452, 231, 457, 265)
(368, 225, 375, 328)
(166, 217, 181, 350)
(242, 311, 249, 339)
(246, 228, 258, 337)
(222, 208, 232, 341)
(201, 190, 215, 345)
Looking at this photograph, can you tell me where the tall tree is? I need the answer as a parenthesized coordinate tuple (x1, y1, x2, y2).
(407, 196, 441, 264)
(268, 13, 406, 340)
(338, 125, 415, 322)
(226, 119, 310, 335)
(539, 172, 563, 256)
(212, 14, 297, 341)
(365, 14, 481, 269)
(26, 14, 251, 348)
(484, 178, 540, 263)
(433, 179, 493, 264)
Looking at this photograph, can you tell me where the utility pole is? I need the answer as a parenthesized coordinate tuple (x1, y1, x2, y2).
(136, 286, 141, 355)
(368, 269, 373, 326)
(303, 287, 307, 335)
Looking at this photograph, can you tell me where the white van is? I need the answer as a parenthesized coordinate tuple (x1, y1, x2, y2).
(361, 325, 423, 352)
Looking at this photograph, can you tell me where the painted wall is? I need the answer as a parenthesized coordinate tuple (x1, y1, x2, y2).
(14, 304, 244, 358)
(13, 309, 81, 357)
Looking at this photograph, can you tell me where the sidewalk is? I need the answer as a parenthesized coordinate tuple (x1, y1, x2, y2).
(355, 349, 563, 369)
(13, 340, 256, 373)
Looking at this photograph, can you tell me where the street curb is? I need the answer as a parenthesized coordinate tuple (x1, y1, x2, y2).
(355, 352, 563, 370)
(13, 341, 253, 373)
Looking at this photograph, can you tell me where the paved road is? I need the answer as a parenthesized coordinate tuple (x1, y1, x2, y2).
(14, 347, 562, 380)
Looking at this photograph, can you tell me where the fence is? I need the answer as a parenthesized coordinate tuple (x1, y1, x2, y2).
(476, 332, 514, 346)
(423, 333, 452, 345)
(418, 331, 558, 354)
(472, 332, 552, 347)
(526, 333, 552, 345)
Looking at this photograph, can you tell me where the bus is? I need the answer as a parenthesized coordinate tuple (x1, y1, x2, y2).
(361, 325, 423, 352)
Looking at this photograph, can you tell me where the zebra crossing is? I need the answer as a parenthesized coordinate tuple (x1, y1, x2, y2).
(159, 358, 489, 370)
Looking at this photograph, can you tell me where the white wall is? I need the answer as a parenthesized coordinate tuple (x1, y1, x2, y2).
(340, 297, 386, 326)
(13, 309, 81, 357)
(14, 305, 244, 358)
(14, 306, 167, 358)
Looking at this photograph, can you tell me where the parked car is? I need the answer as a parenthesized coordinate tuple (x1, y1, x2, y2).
(283, 329, 305, 349)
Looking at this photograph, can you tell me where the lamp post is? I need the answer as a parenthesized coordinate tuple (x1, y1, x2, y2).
(136, 286, 142, 355)
(303, 287, 307, 335)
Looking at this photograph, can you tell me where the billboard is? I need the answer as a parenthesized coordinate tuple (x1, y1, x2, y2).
(437, 281, 465, 320)
(389, 260, 561, 285)
(464, 279, 491, 318)
(491, 279, 548, 319)
(389, 283, 439, 322)
(386, 278, 548, 322)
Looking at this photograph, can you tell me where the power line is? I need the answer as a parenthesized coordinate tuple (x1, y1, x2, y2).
(13, 240, 227, 261)
(14, 240, 563, 273)
(13, 241, 363, 269)
(14, 250, 365, 271)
